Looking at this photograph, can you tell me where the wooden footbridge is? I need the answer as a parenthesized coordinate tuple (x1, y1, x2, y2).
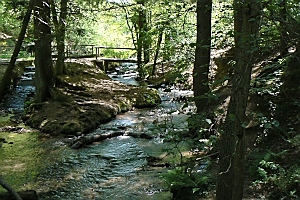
(0, 44, 137, 72)
(58, 45, 137, 72)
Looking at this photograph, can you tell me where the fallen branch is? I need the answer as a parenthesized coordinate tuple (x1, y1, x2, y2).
(0, 177, 22, 200)
(0, 190, 38, 200)
(70, 131, 124, 149)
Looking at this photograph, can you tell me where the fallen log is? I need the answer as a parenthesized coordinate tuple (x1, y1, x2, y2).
(0, 190, 38, 200)
(70, 131, 124, 149)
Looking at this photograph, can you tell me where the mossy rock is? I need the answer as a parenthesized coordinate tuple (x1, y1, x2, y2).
(61, 120, 83, 135)
(128, 87, 161, 108)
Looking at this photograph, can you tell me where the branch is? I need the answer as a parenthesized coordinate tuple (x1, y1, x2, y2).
(50, 0, 59, 29)
(0, 177, 22, 200)
(70, 131, 125, 149)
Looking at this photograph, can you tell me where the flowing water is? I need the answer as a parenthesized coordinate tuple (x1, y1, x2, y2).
(0, 63, 195, 200)
(0, 65, 35, 112)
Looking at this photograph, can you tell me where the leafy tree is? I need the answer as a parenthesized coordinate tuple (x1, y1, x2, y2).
(216, 0, 262, 199)
(0, 0, 30, 42)
(0, 0, 34, 99)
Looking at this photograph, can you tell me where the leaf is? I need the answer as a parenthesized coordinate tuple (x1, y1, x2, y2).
(189, 43, 197, 47)
(271, 120, 280, 127)
(264, 123, 272, 129)
(241, 121, 248, 128)
(228, 114, 235, 121)
(205, 118, 212, 125)
(181, 102, 189, 109)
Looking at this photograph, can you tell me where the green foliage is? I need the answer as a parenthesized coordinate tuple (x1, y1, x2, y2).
(101, 48, 134, 59)
(211, 1, 234, 48)
(65, 9, 132, 48)
(253, 160, 300, 199)
(251, 65, 285, 97)
(0, 131, 48, 192)
(24, 99, 33, 114)
(257, 113, 281, 133)
(163, 166, 214, 197)
(0, 1, 23, 41)
(152, 103, 216, 198)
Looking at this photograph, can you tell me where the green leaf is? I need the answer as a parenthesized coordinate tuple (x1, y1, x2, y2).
(271, 120, 280, 127)
(189, 43, 197, 47)
(205, 118, 212, 125)
(228, 114, 235, 121)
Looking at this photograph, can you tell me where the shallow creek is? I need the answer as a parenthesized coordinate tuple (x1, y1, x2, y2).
(0, 64, 195, 199)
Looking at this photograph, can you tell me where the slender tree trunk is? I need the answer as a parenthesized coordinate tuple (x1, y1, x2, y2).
(216, 1, 261, 199)
(279, 0, 288, 56)
(163, 31, 174, 62)
(135, 0, 149, 78)
(136, 4, 144, 78)
(34, 0, 54, 102)
(0, 0, 34, 99)
(123, 6, 136, 50)
(152, 30, 163, 76)
(193, 0, 212, 113)
(51, 0, 68, 76)
(142, 11, 150, 64)
(136, 28, 143, 78)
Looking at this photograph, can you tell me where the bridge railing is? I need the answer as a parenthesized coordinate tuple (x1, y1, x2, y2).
(51, 44, 95, 58)
(94, 46, 135, 59)
(1, 44, 136, 59)
(0, 45, 34, 58)
(0, 45, 14, 58)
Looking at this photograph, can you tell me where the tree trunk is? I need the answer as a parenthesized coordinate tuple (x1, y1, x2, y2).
(193, 0, 212, 113)
(0, 0, 34, 99)
(135, 0, 149, 78)
(51, 0, 68, 77)
(142, 12, 150, 64)
(136, 2, 145, 78)
(216, 1, 261, 199)
(163, 31, 175, 62)
(152, 30, 163, 76)
(279, 0, 288, 56)
(34, 0, 54, 102)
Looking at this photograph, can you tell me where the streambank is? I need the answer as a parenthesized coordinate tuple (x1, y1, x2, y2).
(0, 61, 195, 199)
(23, 59, 161, 135)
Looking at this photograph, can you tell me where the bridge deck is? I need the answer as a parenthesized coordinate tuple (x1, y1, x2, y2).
(94, 57, 137, 72)
(96, 57, 137, 62)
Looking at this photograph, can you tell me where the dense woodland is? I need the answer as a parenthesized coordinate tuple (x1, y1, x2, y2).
(0, 0, 299, 199)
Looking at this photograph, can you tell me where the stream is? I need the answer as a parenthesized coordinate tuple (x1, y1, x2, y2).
(0, 63, 195, 200)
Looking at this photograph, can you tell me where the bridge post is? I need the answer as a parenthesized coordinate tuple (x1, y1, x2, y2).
(104, 60, 108, 73)
(95, 47, 100, 59)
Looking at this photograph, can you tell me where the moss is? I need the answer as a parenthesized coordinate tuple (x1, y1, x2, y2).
(61, 120, 82, 135)
(0, 131, 47, 192)
(117, 97, 133, 112)
(24, 59, 161, 136)
(130, 87, 161, 108)
(0, 114, 16, 127)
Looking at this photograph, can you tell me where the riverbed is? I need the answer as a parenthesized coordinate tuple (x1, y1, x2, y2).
(0, 63, 195, 199)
